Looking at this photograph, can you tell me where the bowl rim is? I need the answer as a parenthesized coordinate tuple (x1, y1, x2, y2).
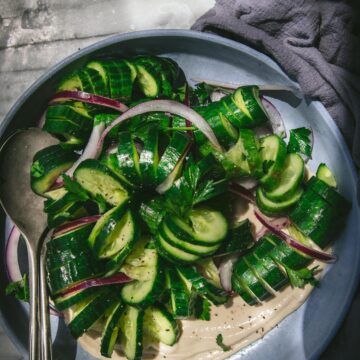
(0, 29, 358, 360)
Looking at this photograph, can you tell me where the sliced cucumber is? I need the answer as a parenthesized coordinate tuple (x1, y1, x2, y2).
(74, 159, 129, 206)
(68, 289, 120, 338)
(100, 301, 125, 358)
(31, 145, 77, 196)
(316, 163, 337, 188)
(160, 221, 220, 256)
(119, 306, 144, 360)
(143, 305, 180, 346)
(139, 197, 166, 235)
(139, 125, 159, 186)
(166, 207, 228, 245)
(256, 186, 304, 216)
(156, 234, 200, 264)
(88, 200, 128, 257)
(165, 267, 194, 318)
(134, 57, 161, 97)
(156, 131, 192, 184)
(105, 131, 141, 186)
(259, 135, 287, 190)
(177, 266, 229, 305)
(121, 246, 164, 307)
(104, 212, 140, 276)
(53, 288, 97, 311)
(264, 153, 304, 201)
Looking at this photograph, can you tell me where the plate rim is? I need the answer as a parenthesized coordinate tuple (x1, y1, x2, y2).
(0, 29, 359, 360)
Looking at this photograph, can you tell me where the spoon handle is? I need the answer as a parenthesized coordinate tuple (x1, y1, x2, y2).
(40, 241, 52, 360)
(27, 246, 40, 360)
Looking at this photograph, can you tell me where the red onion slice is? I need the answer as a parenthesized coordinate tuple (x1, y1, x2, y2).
(255, 216, 291, 240)
(49, 90, 128, 112)
(5, 226, 22, 282)
(97, 100, 223, 157)
(261, 97, 286, 138)
(61, 272, 132, 296)
(219, 254, 239, 292)
(53, 215, 101, 237)
(254, 210, 337, 263)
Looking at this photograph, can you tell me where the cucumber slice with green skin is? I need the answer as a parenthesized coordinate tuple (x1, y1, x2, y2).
(253, 252, 288, 291)
(232, 257, 272, 301)
(177, 266, 229, 305)
(74, 159, 129, 206)
(44, 189, 72, 213)
(105, 131, 141, 187)
(104, 211, 140, 276)
(306, 176, 350, 211)
(102, 60, 133, 101)
(165, 267, 193, 318)
(160, 221, 221, 256)
(256, 186, 304, 216)
(100, 301, 125, 358)
(53, 287, 98, 311)
(238, 129, 263, 178)
(47, 202, 87, 229)
(243, 254, 276, 296)
(216, 219, 254, 256)
(47, 256, 101, 295)
(124, 60, 137, 82)
(139, 126, 159, 186)
(44, 104, 93, 141)
(77, 69, 95, 94)
(143, 304, 180, 346)
(229, 86, 268, 128)
(69, 289, 120, 339)
(139, 197, 166, 234)
(121, 247, 164, 307)
(156, 234, 201, 264)
(264, 153, 305, 201)
(157, 131, 192, 184)
(46, 247, 93, 273)
(119, 306, 144, 360)
(31, 145, 78, 196)
(167, 207, 228, 245)
(86, 60, 110, 97)
(290, 189, 339, 248)
(44, 187, 68, 200)
(195, 103, 238, 147)
(265, 233, 311, 270)
(231, 271, 258, 305)
(134, 57, 161, 97)
(84, 67, 108, 97)
(47, 223, 94, 253)
(259, 135, 287, 190)
(88, 200, 129, 258)
(57, 71, 82, 92)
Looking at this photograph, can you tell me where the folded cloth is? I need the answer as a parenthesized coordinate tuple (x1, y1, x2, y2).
(192, 0, 360, 167)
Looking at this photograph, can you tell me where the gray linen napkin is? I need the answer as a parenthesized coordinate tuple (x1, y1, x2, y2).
(192, 0, 360, 167)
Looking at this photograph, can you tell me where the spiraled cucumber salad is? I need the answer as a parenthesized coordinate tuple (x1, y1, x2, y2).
(7, 55, 351, 359)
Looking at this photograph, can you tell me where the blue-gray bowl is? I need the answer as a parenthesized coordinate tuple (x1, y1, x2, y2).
(0, 29, 359, 360)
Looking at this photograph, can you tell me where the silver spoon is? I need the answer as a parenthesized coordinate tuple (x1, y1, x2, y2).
(0, 128, 58, 360)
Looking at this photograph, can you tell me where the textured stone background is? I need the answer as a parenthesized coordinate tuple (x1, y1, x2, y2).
(0, 1, 214, 358)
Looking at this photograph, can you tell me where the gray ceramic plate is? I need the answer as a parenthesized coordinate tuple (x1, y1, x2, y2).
(0, 30, 359, 360)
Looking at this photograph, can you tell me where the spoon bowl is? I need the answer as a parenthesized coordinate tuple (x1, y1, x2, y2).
(0, 128, 58, 360)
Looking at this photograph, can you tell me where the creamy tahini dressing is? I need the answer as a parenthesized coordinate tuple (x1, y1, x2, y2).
(68, 194, 325, 360)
